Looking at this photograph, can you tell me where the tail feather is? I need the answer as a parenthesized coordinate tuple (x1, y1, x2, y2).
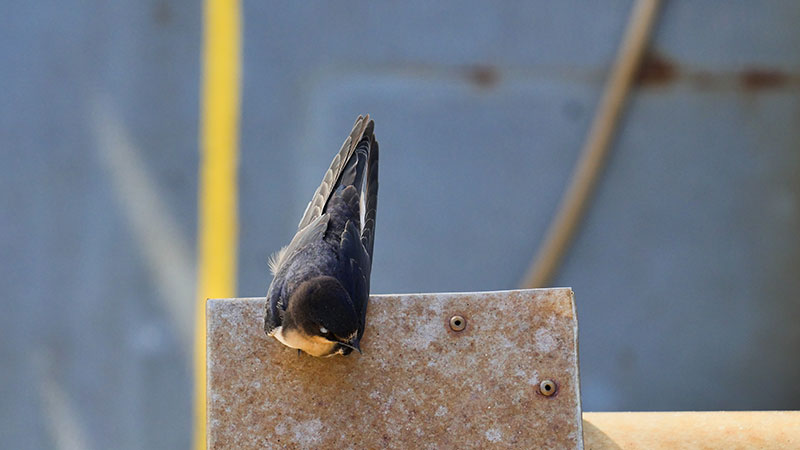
(361, 135, 379, 261)
(297, 115, 371, 230)
(338, 126, 372, 193)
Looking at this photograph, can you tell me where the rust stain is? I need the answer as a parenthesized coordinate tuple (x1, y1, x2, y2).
(467, 65, 500, 88)
(635, 50, 678, 86)
(740, 69, 789, 90)
(633, 49, 797, 92)
(152, 0, 173, 25)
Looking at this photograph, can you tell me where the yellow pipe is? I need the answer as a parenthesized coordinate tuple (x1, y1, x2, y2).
(195, 0, 241, 448)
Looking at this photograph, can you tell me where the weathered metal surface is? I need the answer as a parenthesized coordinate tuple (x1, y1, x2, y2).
(207, 288, 582, 449)
(583, 411, 800, 449)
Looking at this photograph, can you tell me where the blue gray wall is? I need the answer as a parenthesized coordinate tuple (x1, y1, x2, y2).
(2, 1, 799, 448)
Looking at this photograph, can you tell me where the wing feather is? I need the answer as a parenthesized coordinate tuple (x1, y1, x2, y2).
(297, 115, 370, 230)
(361, 137, 379, 260)
(268, 213, 329, 275)
(339, 219, 370, 338)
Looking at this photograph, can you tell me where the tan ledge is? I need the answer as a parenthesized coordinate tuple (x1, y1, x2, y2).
(207, 289, 582, 448)
(206, 290, 798, 449)
(583, 411, 800, 449)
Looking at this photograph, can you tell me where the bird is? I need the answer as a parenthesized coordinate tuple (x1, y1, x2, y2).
(264, 115, 378, 357)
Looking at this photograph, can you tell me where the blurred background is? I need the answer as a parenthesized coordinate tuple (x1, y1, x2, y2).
(2, 1, 799, 448)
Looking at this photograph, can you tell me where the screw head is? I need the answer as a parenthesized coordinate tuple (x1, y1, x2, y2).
(539, 380, 557, 396)
(449, 315, 466, 331)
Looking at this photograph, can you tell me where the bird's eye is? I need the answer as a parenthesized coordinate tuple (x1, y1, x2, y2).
(319, 326, 328, 334)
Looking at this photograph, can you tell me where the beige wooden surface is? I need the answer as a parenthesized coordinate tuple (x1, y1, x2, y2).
(583, 411, 800, 449)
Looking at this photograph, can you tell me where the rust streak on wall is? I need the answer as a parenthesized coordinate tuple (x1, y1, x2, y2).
(635, 50, 677, 86)
(467, 65, 500, 88)
(633, 49, 798, 91)
(740, 69, 789, 91)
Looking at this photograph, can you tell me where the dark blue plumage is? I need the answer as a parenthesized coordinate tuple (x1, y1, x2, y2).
(264, 116, 378, 357)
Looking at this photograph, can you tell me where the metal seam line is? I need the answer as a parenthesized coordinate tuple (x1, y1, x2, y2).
(195, 0, 241, 448)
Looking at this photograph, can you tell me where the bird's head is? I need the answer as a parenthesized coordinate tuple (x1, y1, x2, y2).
(277, 276, 361, 357)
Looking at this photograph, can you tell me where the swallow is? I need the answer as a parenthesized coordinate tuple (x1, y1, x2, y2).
(264, 115, 378, 357)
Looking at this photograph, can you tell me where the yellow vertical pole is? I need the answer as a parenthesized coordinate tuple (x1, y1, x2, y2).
(195, 0, 241, 448)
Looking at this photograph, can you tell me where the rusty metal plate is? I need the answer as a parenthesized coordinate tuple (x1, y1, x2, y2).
(207, 288, 583, 449)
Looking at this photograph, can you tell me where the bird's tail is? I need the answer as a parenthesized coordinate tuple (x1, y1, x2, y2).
(338, 120, 374, 192)
(337, 119, 378, 263)
(297, 115, 372, 230)
(362, 134, 379, 261)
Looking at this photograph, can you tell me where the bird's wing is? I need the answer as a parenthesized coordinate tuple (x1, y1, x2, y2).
(339, 219, 370, 340)
(361, 136, 379, 261)
(264, 294, 281, 336)
(265, 213, 330, 335)
(268, 213, 329, 276)
(297, 115, 371, 230)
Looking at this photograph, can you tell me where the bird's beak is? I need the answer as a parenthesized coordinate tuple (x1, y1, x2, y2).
(339, 338, 362, 354)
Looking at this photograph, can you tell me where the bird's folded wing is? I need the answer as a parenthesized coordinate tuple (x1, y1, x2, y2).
(339, 219, 370, 338)
(268, 213, 329, 275)
(297, 115, 370, 230)
(361, 137, 379, 260)
(265, 213, 330, 335)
